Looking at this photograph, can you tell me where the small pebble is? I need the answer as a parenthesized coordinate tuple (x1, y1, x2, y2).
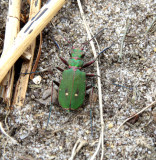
(33, 75, 42, 84)
(108, 123, 113, 129)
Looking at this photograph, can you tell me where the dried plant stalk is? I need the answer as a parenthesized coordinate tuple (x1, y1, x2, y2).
(12, 0, 41, 106)
(0, 122, 17, 144)
(0, 0, 21, 106)
(69, 139, 88, 160)
(21, 51, 32, 60)
(30, 32, 42, 80)
(0, 0, 66, 83)
(116, 100, 156, 131)
(77, 1, 105, 160)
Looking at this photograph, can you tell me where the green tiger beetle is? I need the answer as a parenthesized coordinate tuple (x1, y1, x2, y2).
(53, 46, 113, 110)
(46, 32, 113, 131)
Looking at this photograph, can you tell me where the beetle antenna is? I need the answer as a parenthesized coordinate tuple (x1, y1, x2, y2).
(19, 71, 41, 75)
(55, 29, 71, 45)
(51, 36, 61, 55)
(112, 83, 133, 90)
(80, 28, 106, 50)
(46, 104, 52, 129)
(90, 85, 94, 137)
(50, 22, 72, 47)
(46, 80, 54, 129)
(95, 43, 114, 60)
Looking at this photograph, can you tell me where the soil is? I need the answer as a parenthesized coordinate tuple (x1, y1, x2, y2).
(0, 0, 156, 160)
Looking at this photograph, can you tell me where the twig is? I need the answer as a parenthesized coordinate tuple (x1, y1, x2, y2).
(147, 16, 156, 33)
(0, 0, 20, 106)
(77, 1, 105, 160)
(30, 32, 43, 79)
(13, 0, 41, 106)
(90, 134, 102, 160)
(52, 126, 67, 134)
(2, 140, 8, 160)
(4, 109, 10, 130)
(116, 100, 156, 131)
(0, 122, 17, 144)
(69, 139, 88, 160)
(119, 18, 130, 60)
(0, 0, 66, 83)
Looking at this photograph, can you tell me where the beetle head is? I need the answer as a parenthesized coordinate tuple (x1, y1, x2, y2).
(71, 48, 84, 59)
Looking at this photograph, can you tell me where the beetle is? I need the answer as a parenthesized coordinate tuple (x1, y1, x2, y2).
(51, 45, 113, 111)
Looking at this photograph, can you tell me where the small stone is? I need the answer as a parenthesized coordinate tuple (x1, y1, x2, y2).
(85, 130, 90, 134)
(146, 68, 152, 75)
(106, 143, 110, 147)
(59, 146, 63, 150)
(33, 75, 42, 84)
(31, 95, 35, 99)
(108, 123, 113, 129)
(110, 144, 114, 148)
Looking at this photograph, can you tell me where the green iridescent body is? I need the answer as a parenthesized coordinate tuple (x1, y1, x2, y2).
(58, 49, 86, 110)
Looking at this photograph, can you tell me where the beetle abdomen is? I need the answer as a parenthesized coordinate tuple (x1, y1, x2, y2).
(58, 69, 86, 110)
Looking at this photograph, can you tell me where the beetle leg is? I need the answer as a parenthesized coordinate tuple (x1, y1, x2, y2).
(82, 59, 96, 68)
(89, 87, 94, 136)
(56, 67, 64, 72)
(86, 85, 93, 90)
(86, 73, 96, 77)
(59, 56, 69, 66)
(83, 44, 113, 68)
(53, 80, 60, 87)
(47, 80, 55, 129)
(86, 73, 101, 78)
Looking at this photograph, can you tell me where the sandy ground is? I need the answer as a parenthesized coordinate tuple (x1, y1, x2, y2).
(0, 0, 156, 159)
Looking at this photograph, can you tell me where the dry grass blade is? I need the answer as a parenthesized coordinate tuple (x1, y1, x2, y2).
(13, 0, 41, 106)
(0, 0, 21, 106)
(30, 32, 43, 80)
(147, 16, 156, 33)
(77, 0, 105, 159)
(0, 122, 17, 144)
(0, 0, 66, 83)
(116, 100, 156, 131)
(119, 18, 130, 60)
(69, 139, 88, 160)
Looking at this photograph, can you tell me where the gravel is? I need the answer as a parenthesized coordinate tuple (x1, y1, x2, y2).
(0, 0, 155, 159)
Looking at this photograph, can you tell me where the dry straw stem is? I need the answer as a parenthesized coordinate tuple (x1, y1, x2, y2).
(77, 0, 104, 160)
(0, 122, 17, 144)
(69, 139, 88, 160)
(147, 16, 156, 33)
(0, 0, 66, 83)
(0, 0, 21, 106)
(116, 100, 156, 131)
(12, 0, 41, 106)
(30, 32, 42, 80)
(119, 18, 130, 60)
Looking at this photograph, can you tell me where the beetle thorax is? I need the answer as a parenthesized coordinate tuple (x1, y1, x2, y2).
(68, 48, 84, 69)
(68, 59, 83, 68)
